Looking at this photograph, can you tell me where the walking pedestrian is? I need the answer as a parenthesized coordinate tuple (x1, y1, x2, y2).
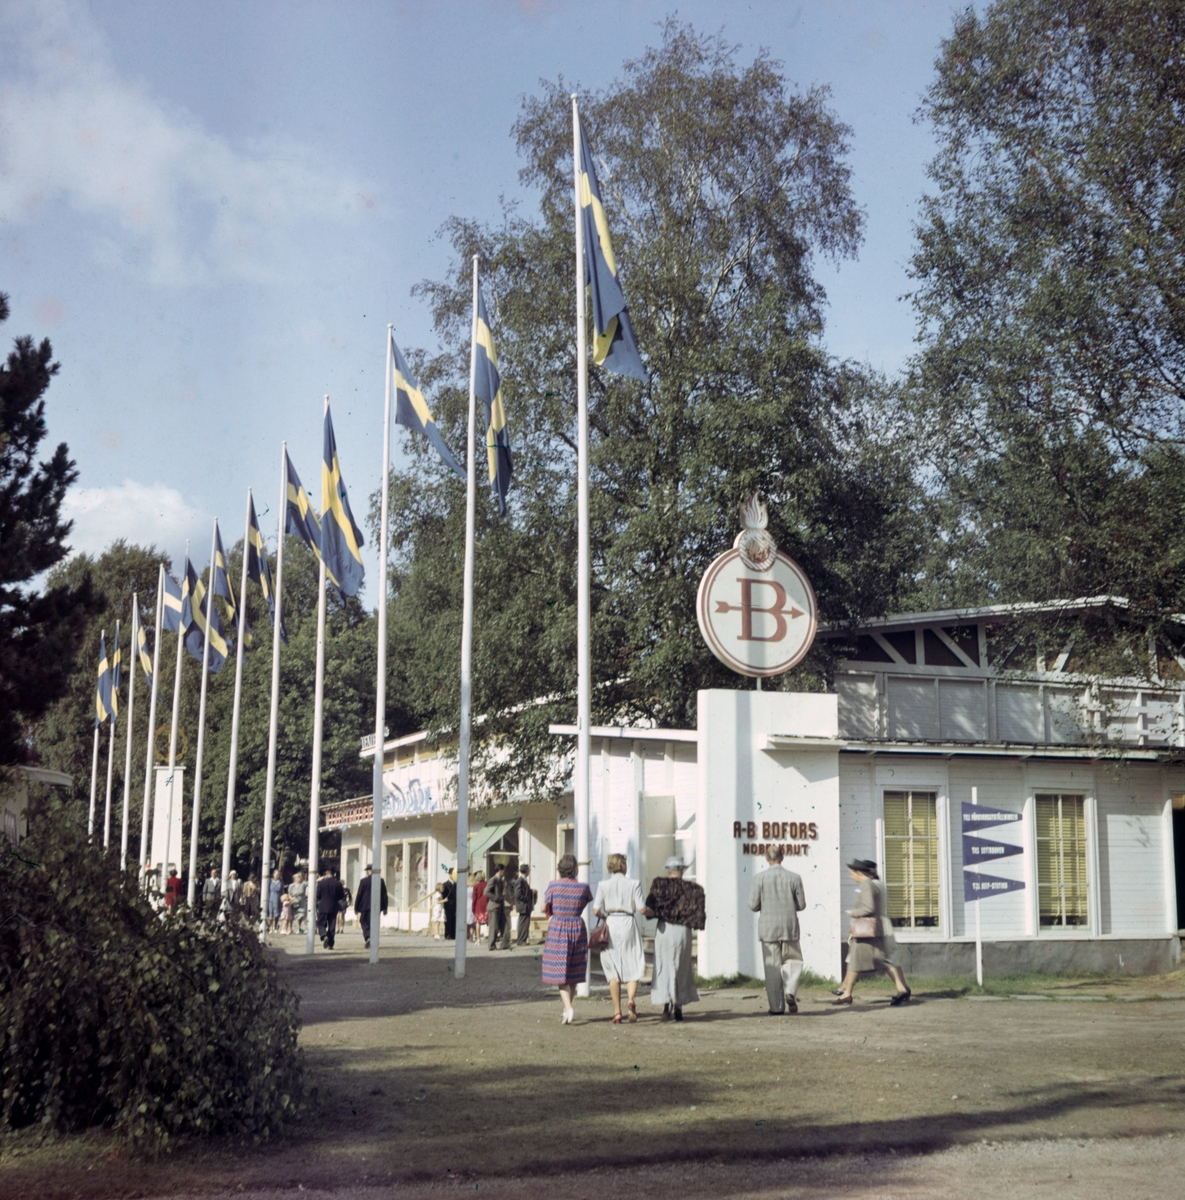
(749, 844, 806, 1015)
(515, 864, 536, 946)
(643, 857, 704, 1022)
(472, 870, 488, 939)
(541, 854, 593, 1024)
(354, 865, 388, 949)
(431, 883, 445, 939)
(202, 867, 221, 919)
(288, 871, 308, 935)
(316, 866, 346, 949)
(242, 875, 260, 922)
(592, 854, 646, 1024)
(466, 875, 476, 942)
(486, 863, 510, 950)
(224, 870, 243, 916)
(164, 867, 183, 910)
(832, 860, 911, 1006)
(442, 868, 458, 941)
(337, 878, 351, 934)
(267, 870, 284, 932)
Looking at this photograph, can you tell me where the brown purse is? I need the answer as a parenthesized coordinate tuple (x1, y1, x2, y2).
(588, 920, 610, 950)
(849, 916, 879, 939)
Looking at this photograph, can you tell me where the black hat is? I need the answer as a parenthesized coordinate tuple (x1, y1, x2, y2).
(847, 858, 878, 874)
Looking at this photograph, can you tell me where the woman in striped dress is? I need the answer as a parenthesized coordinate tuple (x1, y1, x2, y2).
(541, 854, 593, 1024)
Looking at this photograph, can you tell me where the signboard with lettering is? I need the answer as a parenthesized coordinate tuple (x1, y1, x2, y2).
(964, 871, 1027, 903)
(961, 801, 1024, 903)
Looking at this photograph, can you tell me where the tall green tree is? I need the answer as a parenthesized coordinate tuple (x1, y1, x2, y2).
(0, 292, 96, 765)
(381, 22, 925, 796)
(907, 0, 1185, 645)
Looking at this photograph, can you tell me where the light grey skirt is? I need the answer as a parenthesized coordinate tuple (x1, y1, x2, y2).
(650, 920, 699, 1006)
(601, 912, 646, 983)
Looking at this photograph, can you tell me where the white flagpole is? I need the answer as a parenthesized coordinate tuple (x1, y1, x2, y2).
(260, 446, 287, 937)
(165, 546, 188, 888)
(973, 785, 983, 986)
(120, 602, 137, 870)
(139, 568, 165, 884)
(572, 93, 592, 998)
(371, 332, 394, 965)
(455, 258, 480, 981)
(186, 522, 219, 908)
(103, 618, 120, 849)
(221, 491, 253, 904)
(307, 396, 330, 955)
(88, 647, 102, 841)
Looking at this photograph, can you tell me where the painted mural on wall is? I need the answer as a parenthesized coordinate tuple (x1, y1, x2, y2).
(381, 775, 445, 818)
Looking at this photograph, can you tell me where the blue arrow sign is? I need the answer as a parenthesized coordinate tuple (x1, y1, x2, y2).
(963, 833, 1024, 864)
(964, 870, 1026, 903)
(962, 801, 1023, 832)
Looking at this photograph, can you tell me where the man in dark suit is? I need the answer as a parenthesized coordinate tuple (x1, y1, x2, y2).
(316, 868, 346, 949)
(748, 844, 807, 1014)
(515, 864, 535, 946)
(353, 865, 388, 950)
(485, 863, 508, 950)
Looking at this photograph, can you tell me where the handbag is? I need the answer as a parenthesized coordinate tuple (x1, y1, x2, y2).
(588, 920, 610, 950)
(849, 916, 879, 939)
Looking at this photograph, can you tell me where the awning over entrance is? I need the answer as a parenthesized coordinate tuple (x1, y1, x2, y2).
(468, 820, 517, 866)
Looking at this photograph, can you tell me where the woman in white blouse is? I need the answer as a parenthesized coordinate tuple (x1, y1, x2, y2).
(593, 854, 647, 1024)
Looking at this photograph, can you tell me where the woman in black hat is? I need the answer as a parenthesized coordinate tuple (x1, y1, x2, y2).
(831, 859, 911, 1006)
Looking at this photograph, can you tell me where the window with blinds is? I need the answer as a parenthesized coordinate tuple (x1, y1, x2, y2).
(1036, 793, 1088, 927)
(883, 790, 940, 928)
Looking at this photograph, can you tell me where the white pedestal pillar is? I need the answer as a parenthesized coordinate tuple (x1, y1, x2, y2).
(696, 690, 842, 982)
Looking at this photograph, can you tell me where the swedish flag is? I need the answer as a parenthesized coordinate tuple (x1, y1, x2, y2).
(162, 570, 189, 635)
(475, 289, 512, 515)
(285, 452, 323, 555)
(110, 621, 121, 725)
(94, 631, 114, 727)
(321, 403, 366, 598)
(247, 493, 287, 645)
(183, 556, 229, 673)
(392, 334, 466, 479)
(134, 602, 153, 689)
(212, 524, 250, 649)
(578, 119, 647, 381)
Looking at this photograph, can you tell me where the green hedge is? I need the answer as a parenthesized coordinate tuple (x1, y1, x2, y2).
(1, 796, 304, 1148)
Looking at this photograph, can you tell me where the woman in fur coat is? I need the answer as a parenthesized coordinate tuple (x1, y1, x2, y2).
(643, 857, 705, 1021)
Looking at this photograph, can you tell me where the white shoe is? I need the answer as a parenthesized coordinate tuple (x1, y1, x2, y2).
(561, 1008, 574, 1025)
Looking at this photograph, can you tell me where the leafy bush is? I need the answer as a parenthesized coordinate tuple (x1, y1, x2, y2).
(0, 795, 305, 1148)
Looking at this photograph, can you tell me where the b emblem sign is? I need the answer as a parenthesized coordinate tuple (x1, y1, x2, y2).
(696, 495, 817, 678)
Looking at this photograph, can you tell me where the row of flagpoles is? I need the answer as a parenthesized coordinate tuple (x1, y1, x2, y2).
(85, 98, 645, 977)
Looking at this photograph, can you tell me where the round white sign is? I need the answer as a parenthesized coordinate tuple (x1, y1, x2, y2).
(696, 548, 818, 678)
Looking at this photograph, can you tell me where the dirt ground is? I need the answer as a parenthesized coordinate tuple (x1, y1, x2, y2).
(3, 930, 1184, 1199)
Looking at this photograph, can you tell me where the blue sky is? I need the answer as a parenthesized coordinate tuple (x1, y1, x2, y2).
(1, 0, 968, 597)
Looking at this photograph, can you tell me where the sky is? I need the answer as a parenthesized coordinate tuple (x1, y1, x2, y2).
(1, 0, 970, 600)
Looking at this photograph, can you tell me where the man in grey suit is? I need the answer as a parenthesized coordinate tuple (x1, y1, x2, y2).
(748, 844, 807, 1014)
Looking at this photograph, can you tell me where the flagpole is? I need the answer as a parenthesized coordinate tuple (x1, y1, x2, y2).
(139, 568, 165, 884)
(165, 546, 187, 889)
(121, 603, 137, 870)
(187, 521, 219, 908)
(103, 618, 120, 849)
(572, 93, 592, 998)
(973, 785, 983, 987)
(308, 396, 330, 955)
(89, 643, 102, 841)
(371, 333, 394, 966)
(261, 446, 287, 938)
(454, 258, 480, 981)
(221, 491, 253, 904)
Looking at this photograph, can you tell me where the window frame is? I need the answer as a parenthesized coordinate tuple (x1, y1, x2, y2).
(1034, 792, 1090, 931)
(880, 787, 944, 935)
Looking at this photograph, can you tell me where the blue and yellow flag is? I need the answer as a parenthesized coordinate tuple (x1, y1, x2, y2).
(212, 524, 251, 649)
(475, 289, 512, 515)
(321, 403, 366, 598)
(285, 452, 323, 555)
(94, 631, 114, 727)
(392, 334, 466, 479)
(110, 622, 121, 725)
(134, 602, 153, 689)
(183, 556, 229, 673)
(247, 493, 287, 645)
(162, 571, 189, 636)
(578, 119, 647, 381)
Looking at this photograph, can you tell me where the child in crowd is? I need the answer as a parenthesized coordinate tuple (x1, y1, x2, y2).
(280, 889, 294, 935)
(431, 883, 445, 939)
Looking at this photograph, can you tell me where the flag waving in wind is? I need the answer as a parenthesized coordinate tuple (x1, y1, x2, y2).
(247, 493, 287, 644)
(578, 119, 647, 381)
(212, 524, 251, 648)
(475, 288, 513, 515)
(110, 622, 121, 725)
(392, 334, 466, 479)
(162, 571, 189, 635)
(95, 632, 114, 727)
(183, 556, 229, 673)
(321, 403, 366, 597)
(134, 602, 153, 688)
(285, 452, 323, 554)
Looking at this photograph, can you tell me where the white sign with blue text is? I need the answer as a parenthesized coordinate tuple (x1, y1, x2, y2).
(962, 802, 1025, 904)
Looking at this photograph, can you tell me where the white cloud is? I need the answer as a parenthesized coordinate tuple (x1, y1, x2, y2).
(0, 0, 375, 286)
(62, 479, 208, 566)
